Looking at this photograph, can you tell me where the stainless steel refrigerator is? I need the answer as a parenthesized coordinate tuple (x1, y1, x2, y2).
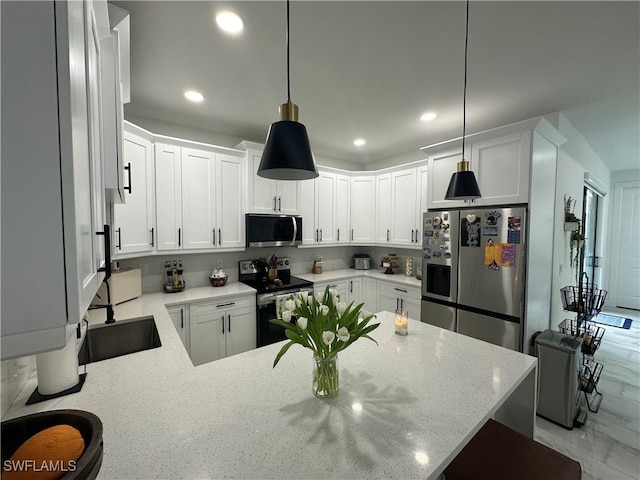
(420, 207, 527, 351)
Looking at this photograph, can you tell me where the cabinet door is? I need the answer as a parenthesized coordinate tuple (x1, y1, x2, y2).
(315, 171, 337, 244)
(155, 144, 182, 250)
(346, 277, 363, 305)
(215, 154, 244, 248)
(167, 304, 189, 352)
(471, 132, 531, 205)
(427, 149, 466, 209)
(377, 291, 400, 315)
(190, 310, 225, 366)
(362, 278, 378, 313)
(315, 281, 348, 299)
(181, 148, 215, 250)
(391, 169, 419, 246)
(113, 131, 154, 255)
(300, 178, 317, 244)
(335, 174, 351, 243)
(375, 173, 392, 243)
(400, 295, 421, 320)
(247, 152, 277, 214)
(276, 179, 302, 215)
(350, 175, 376, 243)
(225, 306, 256, 357)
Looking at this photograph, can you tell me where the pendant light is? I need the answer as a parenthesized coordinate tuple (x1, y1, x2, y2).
(445, 0, 481, 200)
(258, 0, 318, 180)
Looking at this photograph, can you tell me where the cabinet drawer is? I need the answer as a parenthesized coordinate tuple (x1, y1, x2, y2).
(377, 281, 420, 300)
(190, 296, 254, 319)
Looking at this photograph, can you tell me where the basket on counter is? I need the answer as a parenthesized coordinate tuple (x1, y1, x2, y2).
(209, 274, 228, 287)
(164, 281, 186, 293)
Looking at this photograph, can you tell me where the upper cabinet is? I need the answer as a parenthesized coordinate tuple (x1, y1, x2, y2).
(423, 121, 556, 209)
(350, 175, 376, 244)
(240, 142, 303, 215)
(113, 124, 155, 256)
(302, 168, 350, 245)
(155, 142, 244, 251)
(1, 0, 112, 359)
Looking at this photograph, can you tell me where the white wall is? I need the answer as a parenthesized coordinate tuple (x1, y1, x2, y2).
(549, 112, 612, 329)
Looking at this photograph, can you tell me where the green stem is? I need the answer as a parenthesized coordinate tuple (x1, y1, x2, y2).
(313, 355, 339, 398)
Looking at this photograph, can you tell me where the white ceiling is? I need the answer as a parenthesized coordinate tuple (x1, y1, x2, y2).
(113, 1, 640, 172)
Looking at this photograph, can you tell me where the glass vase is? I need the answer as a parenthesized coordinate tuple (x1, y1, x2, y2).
(313, 354, 339, 398)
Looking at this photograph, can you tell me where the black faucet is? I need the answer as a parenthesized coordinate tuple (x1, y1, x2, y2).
(94, 224, 115, 324)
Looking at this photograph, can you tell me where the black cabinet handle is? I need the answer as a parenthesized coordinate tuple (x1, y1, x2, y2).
(316, 229, 319, 242)
(351, 229, 354, 241)
(218, 228, 221, 245)
(213, 229, 216, 246)
(411, 229, 415, 243)
(115, 227, 122, 250)
(216, 302, 235, 308)
(221, 315, 225, 334)
(320, 229, 323, 242)
(273, 196, 277, 211)
(337, 229, 340, 242)
(124, 162, 132, 193)
(278, 197, 282, 212)
(96, 224, 112, 278)
(180, 308, 184, 329)
(396, 298, 399, 310)
(350, 280, 353, 293)
(228, 314, 231, 333)
(387, 229, 390, 242)
(150, 227, 154, 247)
(178, 228, 181, 247)
(394, 287, 408, 293)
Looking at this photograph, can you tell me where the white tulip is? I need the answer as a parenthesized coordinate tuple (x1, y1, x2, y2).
(284, 299, 296, 312)
(329, 288, 338, 301)
(297, 316, 308, 330)
(295, 298, 302, 309)
(337, 326, 350, 342)
(320, 305, 329, 316)
(336, 301, 347, 314)
(315, 293, 323, 304)
(360, 309, 372, 320)
(322, 330, 335, 346)
(281, 310, 292, 323)
(298, 291, 309, 303)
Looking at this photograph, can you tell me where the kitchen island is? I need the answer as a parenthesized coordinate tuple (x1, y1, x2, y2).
(4, 292, 536, 479)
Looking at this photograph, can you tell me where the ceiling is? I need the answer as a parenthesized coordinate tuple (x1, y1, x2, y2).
(113, 1, 640, 172)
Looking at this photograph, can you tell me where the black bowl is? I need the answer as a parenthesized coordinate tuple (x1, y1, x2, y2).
(1, 409, 103, 479)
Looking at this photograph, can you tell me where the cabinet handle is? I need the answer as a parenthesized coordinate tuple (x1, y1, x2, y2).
(96, 224, 112, 278)
(278, 197, 282, 212)
(351, 229, 354, 241)
(180, 308, 184, 329)
(228, 314, 231, 333)
(329, 284, 338, 288)
(350, 280, 353, 293)
(124, 162, 132, 193)
(115, 227, 122, 250)
(400, 298, 404, 310)
(337, 229, 340, 242)
(221, 315, 225, 334)
(396, 298, 399, 311)
(218, 228, 221, 245)
(273, 196, 277, 211)
(216, 302, 235, 308)
(411, 229, 414, 243)
(150, 227, 154, 247)
(315, 229, 318, 242)
(320, 229, 323, 242)
(212, 229, 216, 245)
(394, 287, 408, 293)
(178, 228, 182, 247)
(387, 229, 390, 242)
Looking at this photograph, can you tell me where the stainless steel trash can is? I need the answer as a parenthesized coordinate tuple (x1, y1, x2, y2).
(535, 329, 583, 429)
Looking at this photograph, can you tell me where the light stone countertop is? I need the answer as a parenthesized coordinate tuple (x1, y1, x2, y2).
(5, 286, 536, 480)
(297, 268, 422, 290)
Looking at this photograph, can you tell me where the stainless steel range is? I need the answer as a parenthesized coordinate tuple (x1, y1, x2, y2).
(239, 258, 313, 347)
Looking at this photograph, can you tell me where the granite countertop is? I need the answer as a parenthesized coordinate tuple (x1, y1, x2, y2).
(5, 285, 535, 479)
(297, 268, 422, 289)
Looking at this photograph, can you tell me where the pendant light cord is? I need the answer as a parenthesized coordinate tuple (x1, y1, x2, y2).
(462, 0, 469, 160)
(286, 0, 291, 103)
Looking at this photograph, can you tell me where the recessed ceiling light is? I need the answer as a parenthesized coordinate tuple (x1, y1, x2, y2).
(184, 90, 204, 103)
(215, 10, 244, 34)
(354, 138, 366, 147)
(420, 112, 437, 122)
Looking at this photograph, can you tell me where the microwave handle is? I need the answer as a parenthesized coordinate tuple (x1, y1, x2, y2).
(292, 216, 298, 242)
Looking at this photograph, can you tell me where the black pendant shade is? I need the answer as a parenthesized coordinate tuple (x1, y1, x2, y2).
(259, 120, 318, 180)
(444, 168, 482, 200)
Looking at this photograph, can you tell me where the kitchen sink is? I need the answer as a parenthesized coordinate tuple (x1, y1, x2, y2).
(78, 317, 161, 365)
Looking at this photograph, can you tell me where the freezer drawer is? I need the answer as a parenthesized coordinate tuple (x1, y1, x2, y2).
(421, 299, 456, 331)
(457, 309, 521, 351)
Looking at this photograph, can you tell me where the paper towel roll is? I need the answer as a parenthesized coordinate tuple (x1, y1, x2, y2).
(36, 337, 79, 395)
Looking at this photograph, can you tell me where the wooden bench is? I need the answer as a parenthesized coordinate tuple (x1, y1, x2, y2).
(444, 419, 582, 480)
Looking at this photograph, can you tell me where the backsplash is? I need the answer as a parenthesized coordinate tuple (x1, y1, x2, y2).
(117, 246, 423, 294)
(1, 355, 35, 418)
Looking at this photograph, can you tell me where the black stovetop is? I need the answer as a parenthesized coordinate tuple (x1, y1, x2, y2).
(240, 275, 313, 294)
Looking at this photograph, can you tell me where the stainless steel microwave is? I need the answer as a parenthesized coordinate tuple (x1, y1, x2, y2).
(245, 214, 302, 248)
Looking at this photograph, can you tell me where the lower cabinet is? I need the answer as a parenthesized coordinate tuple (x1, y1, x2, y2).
(376, 282, 421, 319)
(189, 297, 256, 366)
(166, 304, 190, 353)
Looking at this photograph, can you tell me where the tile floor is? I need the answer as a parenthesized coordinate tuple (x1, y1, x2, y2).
(534, 307, 640, 480)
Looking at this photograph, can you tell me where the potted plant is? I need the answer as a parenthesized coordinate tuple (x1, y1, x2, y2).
(564, 195, 580, 231)
(570, 229, 585, 279)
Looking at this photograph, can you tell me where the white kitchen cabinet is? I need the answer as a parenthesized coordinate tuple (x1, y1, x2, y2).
(155, 143, 244, 251)
(1, 0, 110, 358)
(425, 130, 532, 209)
(113, 125, 155, 256)
(375, 173, 392, 243)
(335, 174, 351, 243)
(362, 277, 378, 313)
(314, 280, 348, 300)
(350, 175, 376, 243)
(376, 282, 421, 318)
(167, 304, 190, 353)
(241, 142, 303, 215)
(305, 169, 349, 245)
(346, 277, 363, 305)
(314, 170, 337, 244)
(189, 296, 256, 366)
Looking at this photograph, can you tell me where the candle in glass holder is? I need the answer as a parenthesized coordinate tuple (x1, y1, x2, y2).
(395, 310, 408, 335)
